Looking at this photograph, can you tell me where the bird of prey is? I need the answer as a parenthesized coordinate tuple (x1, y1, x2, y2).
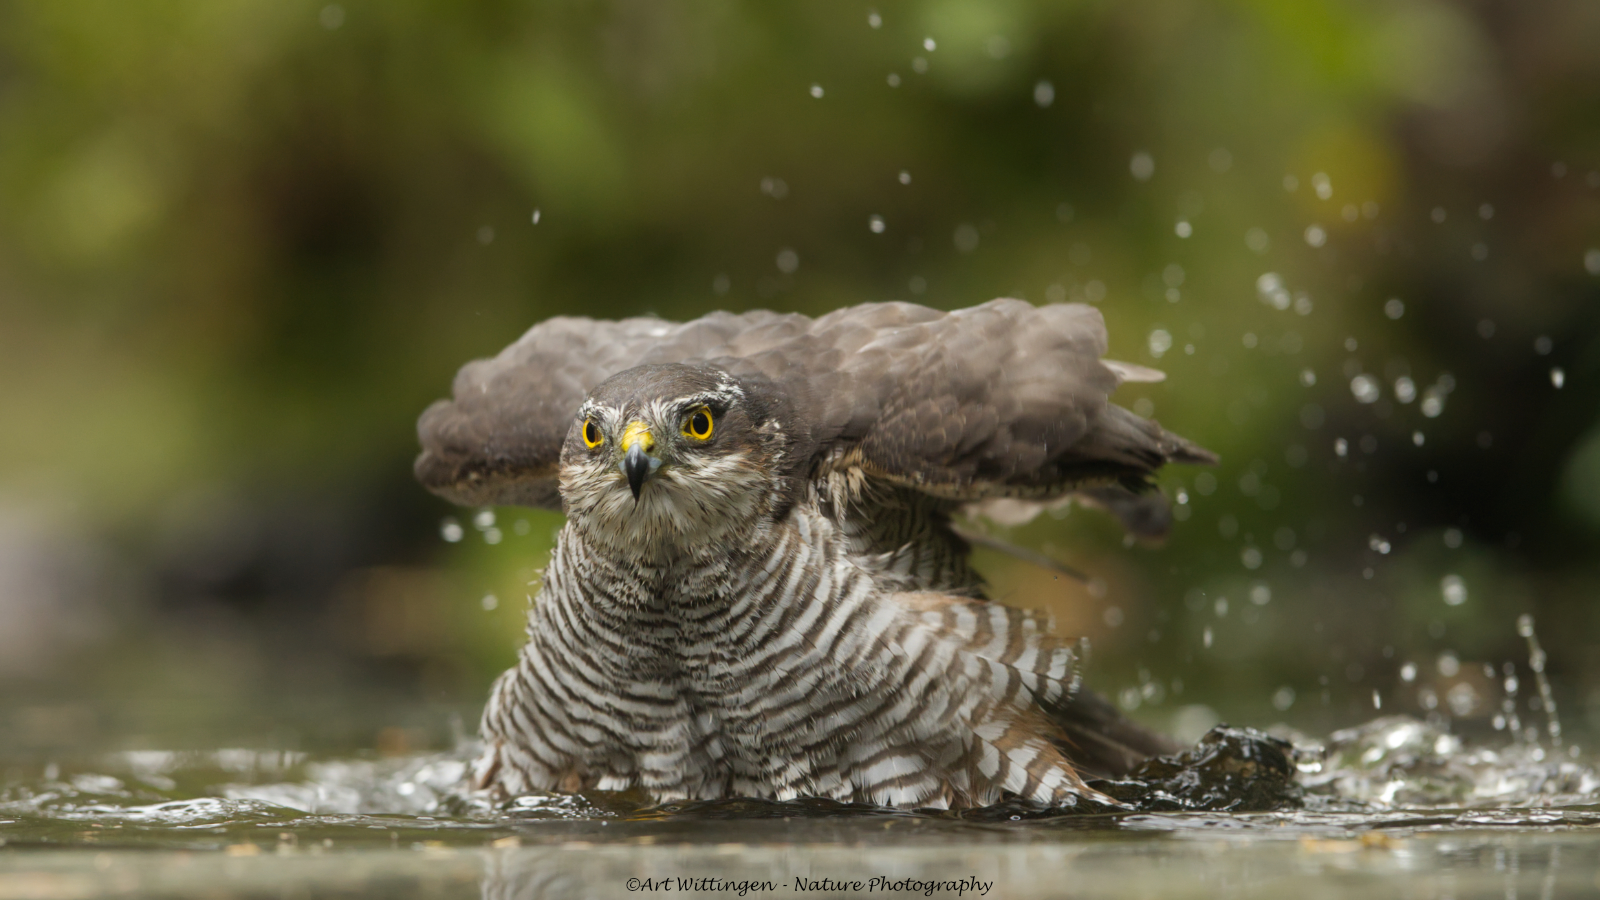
(415, 298, 1215, 809)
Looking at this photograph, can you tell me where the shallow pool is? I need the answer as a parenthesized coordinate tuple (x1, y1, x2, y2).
(3, 716, 1597, 899)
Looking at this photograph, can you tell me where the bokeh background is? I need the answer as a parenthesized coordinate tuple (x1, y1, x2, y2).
(2, 0, 1598, 761)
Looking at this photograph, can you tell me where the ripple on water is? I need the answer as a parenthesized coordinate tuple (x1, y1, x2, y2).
(1, 718, 1596, 851)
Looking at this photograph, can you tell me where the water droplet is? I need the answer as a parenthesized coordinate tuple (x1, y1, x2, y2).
(1550, 367, 1565, 388)
(1103, 606, 1124, 628)
(1334, 437, 1349, 457)
(1208, 148, 1232, 173)
(1440, 574, 1467, 606)
(809, 84, 824, 99)
(1350, 374, 1381, 404)
(987, 35, 1012, 59)
(1437, 651, 1460, 677)
(922, 36, 936, 51)
(1242, 332, 1258, 348)
(530, 208, 541, 225)
(908, 275, 926, 295)
(481, 594, 499, 611)
(775, 248, 799, 274)
(1394, 376, 1416, 404)
(1283, 174, 1299, 192)
(898, 170, 911, 185)
(1214, 597, 1229, 617)
(1443, 528, 1463, 549)
(1272, 686, 1295, 710)
(1412, 431, 1425, 446)
(1471, 243, 1488, 261)
(867, 9, 882, 28)
(1534, 335, 1553, 355)
(1174, 220, 1192, 238)
(1585, 248, 1600, 275)
(483, 527, 503, 545)
(868, 214, 886, 234)
(1147, 328, 1172, 358)
(1368, 534, 1391, 555)
(1517, 613, 1534, 638)
(1129, 151, 1155, 182)
(712, 273, 730, 295)
(473, 510, 495, 530)
(1241, 547, 1263, 570)
(440, 519, 464, 543)
(1299, 368, 1317, 387)
(1245, 227, 1269, 253)
(476, 225, 495, 245)
(1304, 224, 1327, 248)
(1084, 280, 1106, 303)
(1400, 662, 1417, 682)
(1312, 172, 1332, 200)
(1420, 391, 1444, 418)
(1342, 204, 1359, 222)
(1431, 207, 1447, 224)
(760, 177, 789, 199)
(1250, 584, 1271, 605)
(1362, 201, 1380, 219)
(886, 72, 901, 87)
(1045, 283, 1066, 303)
(1163, 264, 1185, 287)
(1384, 298, 1405, 319)
(1033, 80, 1055, 108)
(319, 4, 345, 29)
(952, 224, 979, 254)
(911, 57, 928, 74)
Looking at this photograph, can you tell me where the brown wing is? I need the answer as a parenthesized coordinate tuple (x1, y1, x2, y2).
(416, 299, 1214, 515)
(799, 299, 1215, 498)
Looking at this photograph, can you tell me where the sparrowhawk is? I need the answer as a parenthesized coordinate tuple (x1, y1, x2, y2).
(415, 298, 1215, 809)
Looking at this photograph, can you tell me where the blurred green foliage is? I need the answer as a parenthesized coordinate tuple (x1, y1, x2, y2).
(1, 0, 1597, 755)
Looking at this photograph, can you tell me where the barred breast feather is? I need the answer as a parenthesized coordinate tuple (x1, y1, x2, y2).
(476, 501, 1104, 808)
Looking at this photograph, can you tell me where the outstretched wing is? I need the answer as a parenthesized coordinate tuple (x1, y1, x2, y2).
(778, 299, 1215, 501)
(416, 299, 1214, 518)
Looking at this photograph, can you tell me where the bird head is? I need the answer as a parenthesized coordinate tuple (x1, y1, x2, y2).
(558, 363, 789, 557)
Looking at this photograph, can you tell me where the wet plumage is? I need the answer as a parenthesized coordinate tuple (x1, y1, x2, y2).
(416, 299, 1214, 808)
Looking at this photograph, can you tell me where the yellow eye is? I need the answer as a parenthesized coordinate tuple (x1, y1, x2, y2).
(682, 406, 714, 441)
(582, 418, 603, 448)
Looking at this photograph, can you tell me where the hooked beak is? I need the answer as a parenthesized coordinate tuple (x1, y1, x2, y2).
(620, 421, 657, 502)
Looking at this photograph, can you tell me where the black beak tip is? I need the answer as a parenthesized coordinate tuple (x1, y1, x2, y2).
(624, 445, 649, 502)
